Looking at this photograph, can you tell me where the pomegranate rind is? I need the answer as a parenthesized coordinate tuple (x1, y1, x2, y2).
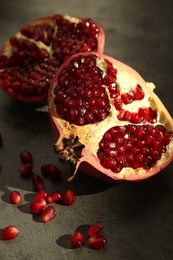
(0, 15, 105, 104)
(48, 52, 173, 182)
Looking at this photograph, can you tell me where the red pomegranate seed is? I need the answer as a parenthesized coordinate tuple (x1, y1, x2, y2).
(62, 190, 76, 206)
(20, 151, 33, 164)
(70, 232, 84, 248)
(46, 191, 61, 204)
(10, 191, 21, 204)
(34, 189, 48, 201)
(32, 175, 44, 191)
(87, 221, 103, 237)
(19, 164, 33, 176)
(30, 199, 46, 214)
(88, 234, 107, 249)
(42, 206, 56, 223)
(1, 226, 19, 240)
(41, 164, 62, 180)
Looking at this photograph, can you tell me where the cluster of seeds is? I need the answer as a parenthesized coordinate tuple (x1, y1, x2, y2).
(97, 124, 173, 173)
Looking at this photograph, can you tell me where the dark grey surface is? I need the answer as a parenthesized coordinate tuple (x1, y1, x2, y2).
(0, 0, 173, 259)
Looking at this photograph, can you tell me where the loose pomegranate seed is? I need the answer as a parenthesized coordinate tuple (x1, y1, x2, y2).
(1, 226, 19, 240)
(41, 164, 62, 180)
(70, 232, 84, 248)
(34, 189, 48, 201)
(88, 234, 107, 249)
(30, 199, 46, 214)
(42, 206, 56, 223)
(87, 221, 103, 237)
(46, 191, 61, 204)
(62, 190, 76, 206)
(20, 151, 33, 164)
(32, 175, 44, 191)
(19, 164, 33, 176)
(10, 191, 21, 204)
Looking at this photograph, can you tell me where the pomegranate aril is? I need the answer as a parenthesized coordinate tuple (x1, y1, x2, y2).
(1, 226, 19, 240)
(10, 191, 21, 204)
(87, 221, 103, 237)
(19, 164, 33, 176)
(46, 191, 61, 204)
(32, 175, 45, 191)
(30, 199, 46, 214)
(88, 234, 107, 249)
(41, 164, 62, 180)
(62, 190, 76, 206)
(34, 189, 48, 201)
(42, 206, 56, 223)
(70, 232, 84, 248)
(20, 151, 33, 164)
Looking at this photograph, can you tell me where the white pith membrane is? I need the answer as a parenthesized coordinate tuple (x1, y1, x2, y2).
(49, 53, 173, 182)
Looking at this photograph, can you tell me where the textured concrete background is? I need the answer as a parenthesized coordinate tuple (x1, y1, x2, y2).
(0, 0, 173, 259)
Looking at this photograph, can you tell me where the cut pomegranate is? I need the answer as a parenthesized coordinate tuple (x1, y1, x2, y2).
(88, 234, 107, 249)
(42, 206, 56, 223)
(46, 191, 61, 204)
(48, 52, 173, 182)
(10, 191, 21, 204)
(41, 164, 62, 180)
(34, 189, 48, 201)
(30, 199, 46, 214)
(19, 164, 33, 176)
(0, 15, 105, 104)
(32, 175, 45, 190)
(1, 226, 19, 240)
(20, 151, 33, 164)
(70, 232, 84, 248)
(62, 190, 76, 206)
(87, 221, 103, 237)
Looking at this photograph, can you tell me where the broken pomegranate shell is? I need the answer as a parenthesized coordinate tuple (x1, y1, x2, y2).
(0, 14, 105, 104)
(48, 52, 173, 182)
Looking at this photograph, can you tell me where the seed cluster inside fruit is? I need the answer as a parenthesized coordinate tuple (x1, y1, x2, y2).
(97, 124, 173, 173)
(0, 15, 102, 102)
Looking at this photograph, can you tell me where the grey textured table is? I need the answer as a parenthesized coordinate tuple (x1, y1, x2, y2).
(0, 0, 173, 259)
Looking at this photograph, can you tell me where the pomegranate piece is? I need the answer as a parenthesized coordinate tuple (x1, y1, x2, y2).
(0, 15, 105, 105)
(42, 206, 56, 223)
(32, 175, 45, 191)
(70, 232, 84, 248)
(46, 191, 61, 204)
(20, 151, 33, 164)
(30, 199, 46, 214)
(10, 191, 21, 204)
(1, 226, 19, 240)
(41, 164, 62, 180)
(34, 189, 48, 201)
(62, 190, 76, 206)
(48, 52, 173, 182)
(88, 234, 107, 249)
(19, 164, 33, 176)
(87, 221, 103, 237)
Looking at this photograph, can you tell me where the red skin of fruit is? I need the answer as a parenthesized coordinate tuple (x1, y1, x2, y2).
(48, 52, 173, 182)
(1, 226, 19, 240)
(0, 15, 105, 105)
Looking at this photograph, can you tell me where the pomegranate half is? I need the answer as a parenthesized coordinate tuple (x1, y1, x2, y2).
(48, 52, 173, 182)
(0, 14, 105, 104)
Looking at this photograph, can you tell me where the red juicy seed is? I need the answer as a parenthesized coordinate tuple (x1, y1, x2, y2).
(30, 199, 46, 214)
(10, 191, 21, 204)
(70, 232, 84, 248)
(42, 206, 56, 223)
(19, 164, 33, 176)
(88, 234, 107, 249)
(134, 84, 144, 100)
(34, 190, 48, 201)
(46, 192, 62, 203)
(32, 175, 45, 191)
(20, 151, 33, 164)
(62, 190, 76, 206)
(1, 226, 19, 241)
(121, 91, 134, 104)
(97, 124, 173, 172)
(87, 221, 103, 237)
(41, 164, 62, 180)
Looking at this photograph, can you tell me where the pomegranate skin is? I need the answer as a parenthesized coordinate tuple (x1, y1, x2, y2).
(48, 52, 173, 182)
(0, 15, 105, 105)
